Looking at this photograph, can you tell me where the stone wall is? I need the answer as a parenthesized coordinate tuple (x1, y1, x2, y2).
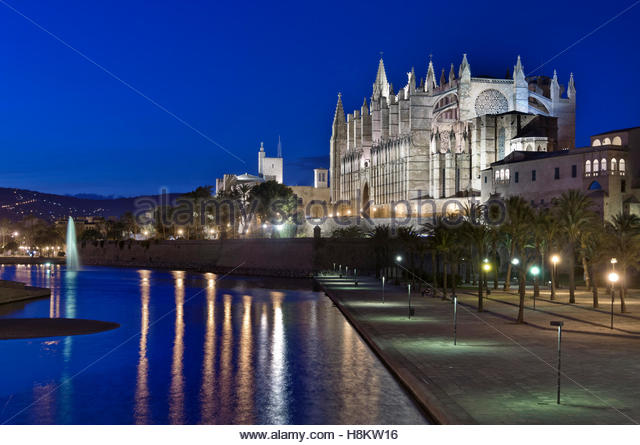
(78, 238, 377, 277)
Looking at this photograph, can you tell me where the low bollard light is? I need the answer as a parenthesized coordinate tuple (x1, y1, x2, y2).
(550, 320, 564, 404)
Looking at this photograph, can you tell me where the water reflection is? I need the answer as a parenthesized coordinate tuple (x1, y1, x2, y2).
(200, 273, 216, 422)
(0, 266, 426, 425)
(134, 270, 151, 424)
(236, 295, 254, 423)
(169, 270, 185, 424)
(269, 291, 288, 423)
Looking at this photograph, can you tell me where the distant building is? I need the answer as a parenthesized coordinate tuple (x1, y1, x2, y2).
(291, 168, 330, 218)
(258, 141, 283, 183)
(216, 141, 283, 195)
(216, 172, 264, 196)
(481, 127, 640, 220)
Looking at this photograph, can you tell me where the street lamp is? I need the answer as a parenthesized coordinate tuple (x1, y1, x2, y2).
(530, 265, 540, 309)
(511, 258, 520, 266)
(481, 262, 491, 297)
(551, 255, 560, 300)
(550, 320, 564, 404)
(608, 271, 619, 329)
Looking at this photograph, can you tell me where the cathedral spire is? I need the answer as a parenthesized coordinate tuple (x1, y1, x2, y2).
(448, 63, 455, 84)
(277, 135, 282, 158)
(551, 70, 560, 98)
(568, 72, 576, 100)
(440, 68, 446, 88)
(459, 53, 470, 78)
(408, 66, 416, 93)
(426, 56, 436, 92)
(361, 97, 369, 115)
(332, 93, 346, 127)
(373, 57, 390, 99)
(513, 55, 526, 85)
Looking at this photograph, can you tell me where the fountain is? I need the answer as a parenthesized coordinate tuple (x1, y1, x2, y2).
(66, 216, 80, 271)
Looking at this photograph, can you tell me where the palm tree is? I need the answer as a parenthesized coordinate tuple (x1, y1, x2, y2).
(535, 210, 560, 299)
(503, 197, 535, 323)
(554, 190, 595, 303)
(605, 212, 640, 312)
(460, 202, 490, 311)
(502, 196, 532, 291)
(531, 209, 557, 299)
(581, 224, 607, 308)
(429, 218, 455, 299)
(368, 225, 392, 279)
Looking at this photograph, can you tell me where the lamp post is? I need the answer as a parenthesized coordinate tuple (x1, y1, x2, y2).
(453, 294, 458, 345)
(354, 268, 358, 286)
(408, 284, 414, 319)
(530, 265, 540, 309)
(482, 262, 491, 295)
(550, 255, 560, 300)
(396, 255, 402, 283)
(608, 269, 619, 330)
(550, 321, 564, 404)
(382, 276, 385, 303)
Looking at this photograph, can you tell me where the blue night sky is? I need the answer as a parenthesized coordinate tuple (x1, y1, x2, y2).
(0, 0, 639, 196)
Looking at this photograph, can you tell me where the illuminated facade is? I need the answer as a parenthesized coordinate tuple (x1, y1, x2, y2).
(330, 55, 576, 215)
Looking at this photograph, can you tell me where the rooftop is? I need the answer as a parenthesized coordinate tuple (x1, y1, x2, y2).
(488, 145, 627, 168)
(591, 126, 640, 137)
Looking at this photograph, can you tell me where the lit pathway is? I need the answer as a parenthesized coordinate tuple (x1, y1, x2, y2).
(315, 273, 640, 424)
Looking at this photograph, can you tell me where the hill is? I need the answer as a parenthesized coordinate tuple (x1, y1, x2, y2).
(0, 187, 184, 222)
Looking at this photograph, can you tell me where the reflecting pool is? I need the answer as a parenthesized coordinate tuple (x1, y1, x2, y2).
(0, 265, 427, 424)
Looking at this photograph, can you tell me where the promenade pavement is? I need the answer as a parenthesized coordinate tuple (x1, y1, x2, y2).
(316, 273, 640, 424)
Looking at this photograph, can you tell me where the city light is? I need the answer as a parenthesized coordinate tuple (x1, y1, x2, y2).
(276, 224, 284, 231)
(511, 258, 520, 266)
(482, 263, 491, 272)
(530, 266, 540, 276)
(551, 254, 560, 264)
(396, 255, 402, 262)
(608, 272, 619, 283)
(611, 258, 618, 265)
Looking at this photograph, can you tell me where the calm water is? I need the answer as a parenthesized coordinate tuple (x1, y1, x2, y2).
(0, 265, 426, 425)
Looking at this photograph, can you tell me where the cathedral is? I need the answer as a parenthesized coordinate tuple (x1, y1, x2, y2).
(329, 54, 576, 216)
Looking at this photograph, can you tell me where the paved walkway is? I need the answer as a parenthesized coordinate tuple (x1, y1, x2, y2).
(315, 273, 640, 424)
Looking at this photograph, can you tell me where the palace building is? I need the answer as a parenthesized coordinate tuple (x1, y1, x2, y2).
(329, 54, 576, 215)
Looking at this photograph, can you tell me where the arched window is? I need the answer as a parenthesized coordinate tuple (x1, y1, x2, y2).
(613, 136, 622, 146)
(501, 169, 505, 180)
(525, 144, 533, 151)
(585, 160, 591, 176)
(495, 169, 500, 181)
(593, 159, 599, 175)
(603, 137, 611, 145)
(620, 159, 626, 175)
(601, 158, 607, 172)
(505, 169, 510, 180)
(592, 139, 601, 147)
(588, 181, 602, 190)
(611, 158, 617, 172)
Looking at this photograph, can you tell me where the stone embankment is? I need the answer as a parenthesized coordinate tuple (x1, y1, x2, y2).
(0, 279, 50, 305)
(316, 273, 640, 424)
(78, 238, 377, 277)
